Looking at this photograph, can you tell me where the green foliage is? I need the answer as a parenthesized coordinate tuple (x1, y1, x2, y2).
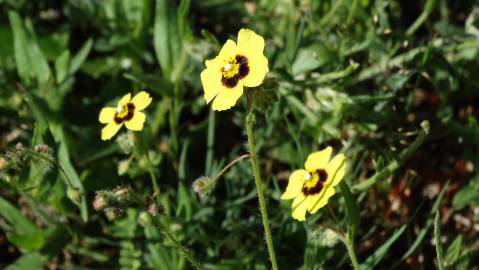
(1, 0, 479, 269)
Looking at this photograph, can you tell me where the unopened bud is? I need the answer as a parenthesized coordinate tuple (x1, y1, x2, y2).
(138, 211, 151, 226)
(16, 143, 24, 151)
(34, 144, 52, 154)
(0, 157, 6, 171)
(104, 207, 121, 221)
(192, 176, 212, 201)
(112, 186, 130, 203)
(67, 187, 81, 204)
(93, 192, 109, 211)
(147, 202, 163, 216)
(116, 132, 135, 154)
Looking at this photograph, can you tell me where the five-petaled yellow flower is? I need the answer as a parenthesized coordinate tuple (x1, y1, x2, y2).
(200, 28, 269, 111)
(281, 147, 346, 221)
(99, 91, 152, 141)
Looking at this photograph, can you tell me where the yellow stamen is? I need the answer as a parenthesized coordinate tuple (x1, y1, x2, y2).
(221, 58, 240, 78)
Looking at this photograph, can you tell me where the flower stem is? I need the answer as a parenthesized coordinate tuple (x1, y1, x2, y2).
(130, 193, 205, 270)
(344, 235, 360, 270)
(245, 111, 279, 270)
(136, 134, 160, 201)
(151, 217, 206, 270)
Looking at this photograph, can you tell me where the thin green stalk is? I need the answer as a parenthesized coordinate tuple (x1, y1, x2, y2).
(26, 149, 74, 188)
(130, 193, 205, 270)
(152, 217, 206, 270)
(245, 111, 279, 270)
(136, 134, 160, 201)
(344, 236, 360, 270)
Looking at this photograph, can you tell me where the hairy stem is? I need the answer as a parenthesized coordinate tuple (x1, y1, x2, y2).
(152, 217, 206, 270)
(136, 134, 160, 201)
(344, 236, 360, 270)
(245, 111, 279, 270)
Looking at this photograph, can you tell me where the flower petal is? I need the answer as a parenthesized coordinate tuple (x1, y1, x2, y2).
(236, 29, 269, 87)
(304, 147, 332, 171)
(326, 153, 346, 186)
(131, 91, 152, 111)
(217, 39, 237, 60)
(99, 107, 116, 124)
(118, 93, 132, 106)
(308, 186, 336, 214)
(281, 169, 306, 200)
(211, 85, 244, 111)
(237, 29, 265, 55)
(242, 54, 268, 88)
(291, 194, 309, 221)
(101, 122, 122, 141)
(125, 111, 146, 131)
(200, 65, 221, 104)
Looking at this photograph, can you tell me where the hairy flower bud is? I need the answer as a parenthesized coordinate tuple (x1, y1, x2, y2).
(112, 186, 131, 203)
(138, 211, 151, 226)
(116, 132, 135, 154)
(104, 207, 121, 221)
(0, 157, 6, 171)
(147, 202, 164, 217)
(67, 187, 81, 204)
(192, 176, 213, 201)
(93, 191, 109, 211)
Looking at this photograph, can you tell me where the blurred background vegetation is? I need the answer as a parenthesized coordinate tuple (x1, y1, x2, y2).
(1, 0, 479, 269)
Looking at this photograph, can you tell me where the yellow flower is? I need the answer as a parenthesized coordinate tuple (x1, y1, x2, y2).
(281, 147, 346, 221)
(200, 28, 269, 111)
(99, 91, 152, 141)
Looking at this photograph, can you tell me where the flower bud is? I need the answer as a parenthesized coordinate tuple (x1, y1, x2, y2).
(104, 207, 121, 221)
(33, 144, 52, 154)
(112, 186, 131, 203)
(93, 191, 109, 211)
(16, 143, 24, 151)
(0, 157, 6, 171)
(147, 202, 164, 217)
(192, 176, 213, 201)
(116, 132, 135, 154)
(67, 187, 81, 204)
(138, 211, 151, 226)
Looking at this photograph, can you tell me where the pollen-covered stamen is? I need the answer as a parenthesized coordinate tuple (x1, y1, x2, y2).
(301, 169, 328, 196)
(114, 103, 135, 124)
(221, 55, 250, 88)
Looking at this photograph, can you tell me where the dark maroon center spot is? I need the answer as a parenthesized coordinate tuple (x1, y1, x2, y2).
(301, 169, 328, 196)
(114, 103, 135, 124)
(221, 55, 250, 88)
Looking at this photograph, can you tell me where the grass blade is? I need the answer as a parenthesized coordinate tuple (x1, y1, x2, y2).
(435, 210, 445, 270)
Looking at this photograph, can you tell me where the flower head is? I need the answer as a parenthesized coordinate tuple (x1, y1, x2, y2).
(99, 91, 152, 140)
(281, 147, 346, 221)
(201, 29, 269, 111)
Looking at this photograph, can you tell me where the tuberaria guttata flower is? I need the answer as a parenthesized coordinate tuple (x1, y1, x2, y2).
(99, 91, 152, 140)
(281, 147, 346, 221)
(200, 28, 269, 111)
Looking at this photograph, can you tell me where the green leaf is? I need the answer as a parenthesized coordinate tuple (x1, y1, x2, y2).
(394, 182, 450, 267)
(154, 0, 181, 80)
(0, 196, 39, 235)
(445, 235, 463, 266)
(8, 11, 34, 84)
(339, 181, 359, 240)
(452, 175, 479, 209)
(434, 210, 445, 270)
(55, 50, 70, 83)
(353, 121, 429, 192)
(7, 232, 45, 251)
(177, 0, 192, 40)
(360, 224, 407, 270)
(5, 252, 47, 270)
(69, 38, 93, 75)
(9, 11, 52, 87)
